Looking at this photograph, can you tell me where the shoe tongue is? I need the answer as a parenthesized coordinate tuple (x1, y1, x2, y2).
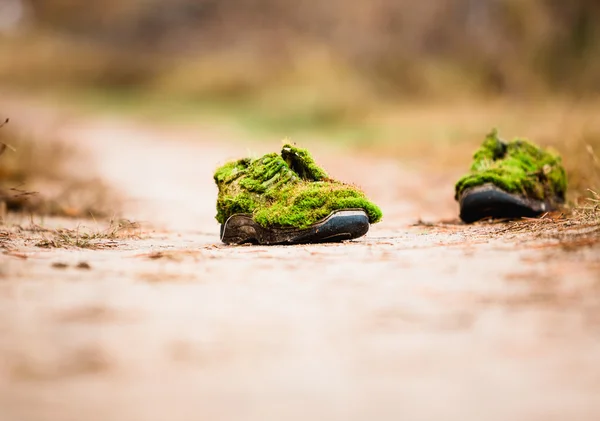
(486, 128, 508, 160)
(281, 144, 329, 181)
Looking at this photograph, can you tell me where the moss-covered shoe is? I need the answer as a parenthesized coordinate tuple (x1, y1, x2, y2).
(214, 144, 382, 244)
(455, 129, 567, 223)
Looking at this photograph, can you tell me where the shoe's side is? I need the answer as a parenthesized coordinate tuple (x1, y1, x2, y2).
(214, 144, 382, 244)
(220, 209, 370, 245)
(455, 129, 567, 223)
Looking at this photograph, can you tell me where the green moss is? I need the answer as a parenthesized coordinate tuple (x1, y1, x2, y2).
(470, 128, 507, 170)
(281, 144, 329, 181)
(214, 144, 382, 228)
(455, 129, 567, 203)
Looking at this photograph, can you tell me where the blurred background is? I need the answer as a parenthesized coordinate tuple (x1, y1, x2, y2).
(2, 0, 600, 97)
(1, 0, 599, 196)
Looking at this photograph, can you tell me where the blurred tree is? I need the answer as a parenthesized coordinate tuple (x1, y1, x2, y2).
(8, 0, 600, 95)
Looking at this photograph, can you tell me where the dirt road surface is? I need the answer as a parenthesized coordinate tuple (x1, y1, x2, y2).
(1, 98, 599, 421)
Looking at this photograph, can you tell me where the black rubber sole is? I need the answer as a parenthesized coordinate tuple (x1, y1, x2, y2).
(459, 183, 554, 223)
(220, 210, 370, 245)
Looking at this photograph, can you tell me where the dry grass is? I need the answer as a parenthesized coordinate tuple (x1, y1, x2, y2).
(33, 219, 141, 249)
(0, 120, 115, 219)
(0, 119, 72, 180)
(501, 216, 600, 249)
(0, 218, 141, 250)
(574, 190, 600, 224)
(415, 209, 600, 252)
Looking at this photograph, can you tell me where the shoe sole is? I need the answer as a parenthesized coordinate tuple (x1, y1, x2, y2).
(459, 183, 555, 223)
(220, 209, 370, 245)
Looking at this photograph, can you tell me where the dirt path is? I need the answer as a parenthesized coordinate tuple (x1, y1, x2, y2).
(1, 99, 600, 421)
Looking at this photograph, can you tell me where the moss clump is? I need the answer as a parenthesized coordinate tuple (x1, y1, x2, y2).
(214, 144, 382, 228)
(455, 129, 567, 203)
(280, 144, 329, 181)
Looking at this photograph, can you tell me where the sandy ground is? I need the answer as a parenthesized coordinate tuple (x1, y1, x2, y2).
(0, 98, 599, 421)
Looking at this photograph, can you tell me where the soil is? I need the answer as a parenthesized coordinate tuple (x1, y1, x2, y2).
(1, 96, 599, 421)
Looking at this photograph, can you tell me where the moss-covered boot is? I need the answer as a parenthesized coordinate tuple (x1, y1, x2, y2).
(214, 144, 382, 244)
(455, 129, 567, 223)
